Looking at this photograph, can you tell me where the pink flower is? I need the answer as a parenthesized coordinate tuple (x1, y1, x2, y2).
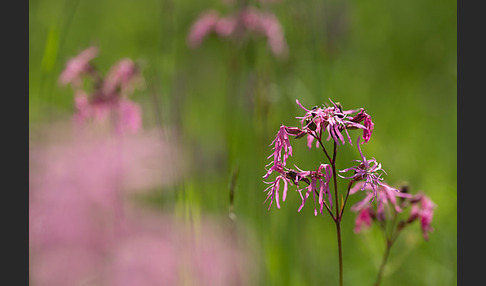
(354, 206, 374, 233)
(407, 193, 436, 240)
(74, 95, 143, 135)
(61, 50, 144, 135)
(296, 164, 333, 216)
(59, 46, 99, 88)
(263, 161, 291, 210)
(187, 7, 288, 58)
(102, 58, 143, 96)
(339, 136, 387, 199)
(348, 108, 374, 143)
(31, 124, 239, 286)
(258, 11, 288, 58)
(214, 16, 237, 37)
(295, 99, 368, 146)
(187, 10, 220, 48)
(267, 124, 293, 167)
(349, 181, 411, 222)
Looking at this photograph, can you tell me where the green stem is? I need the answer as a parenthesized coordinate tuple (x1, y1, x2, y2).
(374, 240, 392, 286)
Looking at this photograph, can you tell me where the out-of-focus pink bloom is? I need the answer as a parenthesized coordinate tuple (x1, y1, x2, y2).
(59, 46, 99, 88)
(258, 12, 288, 58)
(296, 164, 333, 216)
(215, 16, 238, 37)
(407, 193, 436, 240)
(349, 181, 411, 221)
(74, 95, 143, 135)
(31, 124, 249, 286)
(187, 10, 220, 48)
(102, 58, 143, 96)
(60, 48, 144, 135)
(339, 136, 388, 199)
(188, 7, 288, 58)
(354, 206, 374, 233)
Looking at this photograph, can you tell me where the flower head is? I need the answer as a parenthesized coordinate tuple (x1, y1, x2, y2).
(339, 136, 387, 200)
(187, 6, 288, 58)
(407, 193, 436, 240)
(60, 48, 144, 135)
(102, 58, 143, 96)
(354, 206, 374, 233)
(295, 99, 370, 146)
(59, 46, 99, 88)
(263, 162, 291, 210)
(296, 164, 333, 216)
(268, 124, 293, 167)
(350, 181, 412, 221)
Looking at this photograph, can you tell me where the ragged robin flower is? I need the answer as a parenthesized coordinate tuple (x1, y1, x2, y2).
(339, 136, 387, 200)
(295, 99, 372, 147)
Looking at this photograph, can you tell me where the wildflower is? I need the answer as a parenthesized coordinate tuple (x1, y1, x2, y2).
(267, 124, 293, 167)
(187, 6, 288, 58)
(339, 136, 387, 199)
(263, 161, 291, 210)
(354, 206, 374, 233)
(187, 10, 220, 48)
(348, 108, 374, 143)
(60, 48, 144, 134)
(102, 58, 143, 96)
(296, 164, 333, 216)
(295, 99, 368, 146)
(407, 193, 436, 240)
(349, 181, 411, 220)
(59, 46, 99, 88)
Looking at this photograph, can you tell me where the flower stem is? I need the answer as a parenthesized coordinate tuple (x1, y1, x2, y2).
(335, 221, 344, 286)
(374, 240, 392, 286)
(331, 141, 343, 286)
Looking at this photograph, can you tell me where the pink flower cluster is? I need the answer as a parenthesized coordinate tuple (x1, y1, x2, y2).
(350, 181, 436, 241)
(295, 99, 373, 147)
(339, 136, 388, 200)
(187, 6, 288, 58)
(29, 126, 249, 286)
(263, 99, 376, 214)
(59, 47, 144, 134)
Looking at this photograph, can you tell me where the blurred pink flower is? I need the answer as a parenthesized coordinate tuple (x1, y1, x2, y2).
(407, 193, 436, 240)
(102, 58, 143, 96)
(349, 181, 412, 221)
(354, 206, 374, 233)
(59, 47, 144, 134)
(187, 10, 220, 48)
(30, 124, 251, 286)
(59, 46, 99, 88)
(74, 91, 142, 135)
(188, 7, 288, 58)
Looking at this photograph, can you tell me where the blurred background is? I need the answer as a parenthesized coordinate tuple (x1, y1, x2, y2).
(29, 0, 456, 285)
